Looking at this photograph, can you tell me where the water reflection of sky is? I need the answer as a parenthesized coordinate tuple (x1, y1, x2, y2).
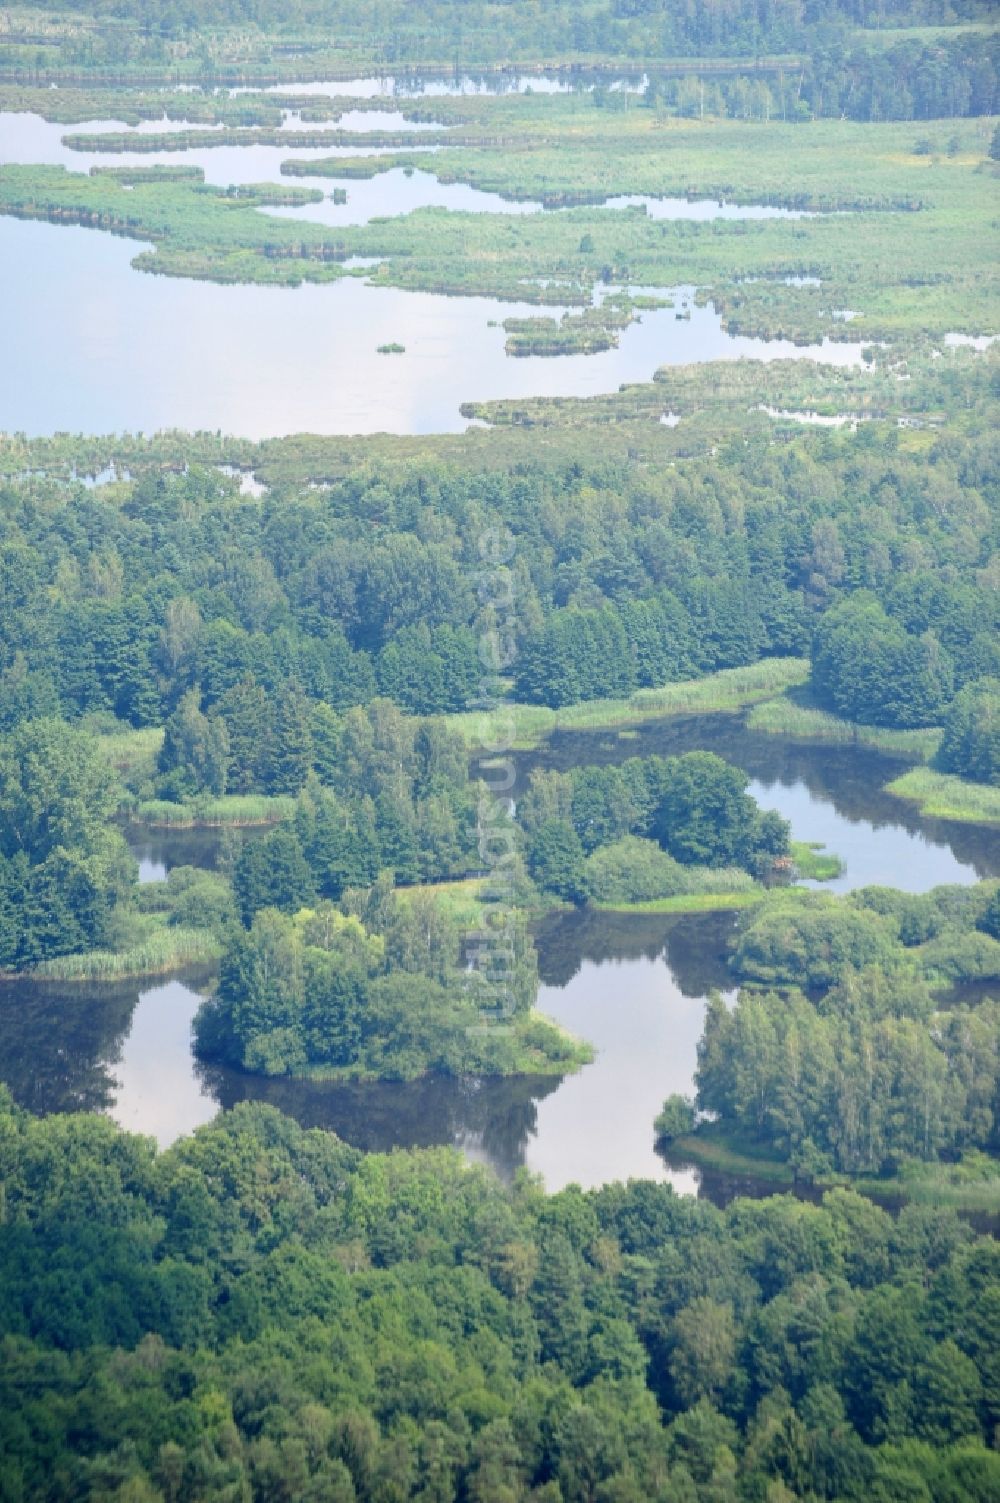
(0, 219, 864, 438)
(531, 956, 710, 1193)
(5, 721, 996, 1188)
(748, 776, 982, 894)
(109, 980, 219, 1143)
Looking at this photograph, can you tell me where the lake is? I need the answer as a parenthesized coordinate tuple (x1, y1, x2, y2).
(0, 96, 864, 439)
(0, 218, 864, 438)
(2, 719, 994, 1195)
(236, 72, 650, 99)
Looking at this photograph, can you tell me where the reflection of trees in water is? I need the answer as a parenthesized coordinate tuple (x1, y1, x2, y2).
(658, 1145, 825, 1213)
(123, 819, 271, 874)
(0, 979, 138, 1116)
(198, 1062, 561, 1181)
(516, 713, 999, 879)
(534, 907, 735, 996)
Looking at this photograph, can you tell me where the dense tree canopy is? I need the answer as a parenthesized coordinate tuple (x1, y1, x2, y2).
(937, 677, 1000, 786)
(1, 427, 997, 772)
(699, 882, 1000, 1173)
(10, 2, 998, 124)
(0, 719, 134, 968)
(1, 1094, 999, 1501)
(519, 752, 789, 893)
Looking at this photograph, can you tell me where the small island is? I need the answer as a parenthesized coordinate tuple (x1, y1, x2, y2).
(194, 890, 590, 1081)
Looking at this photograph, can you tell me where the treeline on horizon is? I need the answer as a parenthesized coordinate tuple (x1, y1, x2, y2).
(4, 2, 998, 123)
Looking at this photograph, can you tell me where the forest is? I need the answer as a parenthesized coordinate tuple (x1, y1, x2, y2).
(0, 2, 998, 1498)
(2, 1096, 1000, 1501)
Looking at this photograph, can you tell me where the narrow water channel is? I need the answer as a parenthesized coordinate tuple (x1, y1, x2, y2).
(2, 721, 993, 1196)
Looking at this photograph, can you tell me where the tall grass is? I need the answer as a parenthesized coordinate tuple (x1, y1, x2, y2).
(886, 768, 1000, 826)
(28, 926, 221, 981)
(448, 658, 810, 749)
(93, 724, 165, 779)
(591, 890, 763, 915)
(747, 696, 941, 762)
(398, 877, 488, 926)
(790, 841, 844, 882)
(134, 794, 296, 827)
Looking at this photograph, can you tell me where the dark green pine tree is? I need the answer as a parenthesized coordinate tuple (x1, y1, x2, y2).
(215, 676, 271, 793)
(527, 819, 588, 904)
(265, 680, 314, 794)
(233, 827, 315, 926)
(0, 853, 25, 968)
(374, 794, 420, 886)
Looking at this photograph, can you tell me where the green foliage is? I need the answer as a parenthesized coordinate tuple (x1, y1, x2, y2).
(937, 676, 1000, 786)
(0, 27, 996, 1497)
(519, 751, 789, 883)
(700, 881, 1000, 1174)
(157, 687, 230, 798)
(0, 717, 120, 863)
(527, 819, 588, 904)
(654, 1093, 696, 1144)
(1, 1095, 998, 1500)
(197, 887, 560, 1079)
(232, 826, 316, 926)
(812, 597, 955, 730)
(583, 835, 755, 905)
(731, 894, 900, 989)
(0, 719, 134, 969)
(652, 751, 789, 873)
(885, 766, 1000, 824)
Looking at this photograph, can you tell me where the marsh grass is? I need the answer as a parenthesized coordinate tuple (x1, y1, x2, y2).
(1, 113, 994, 346)
(747, 694, 941, 761)
(591, 890, 764, 915)
(448, 658, 810, 749)
(398, 877, 488, 927)
(886, 768, 1000, 825)
(93, 724, 165, 779)
(135, 794, 296, 827)
(27, 924, 221, 981)
(790, 841, 844, 882)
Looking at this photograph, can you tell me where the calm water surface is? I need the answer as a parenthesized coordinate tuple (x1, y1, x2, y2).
(513, 713, 999, 890)
(1, 109, 819, 219)
(0, 110, 439, 188)
(4, 722, 995, 1193)
(1, 100, 861, 437)
(239, 73, 649, 98)
(1, 87, 989, 1196)
(0, 219, 864, 437)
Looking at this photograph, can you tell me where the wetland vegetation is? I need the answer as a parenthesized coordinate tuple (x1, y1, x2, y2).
(1, 4, 999, 1499)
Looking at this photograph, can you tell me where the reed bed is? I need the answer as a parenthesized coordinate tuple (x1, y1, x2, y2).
(746, 696, 941, 760)
(134, 794, 296, 827)
(886, 768, 1000, 825)
(449, 658, 809, 749)
(28, 926, 222, 981)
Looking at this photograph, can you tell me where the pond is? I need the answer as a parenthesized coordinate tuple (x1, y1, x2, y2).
(0, 218, 864, 438)
(265, 184, 815, 227)
(0, 915, 731, 1195)
(510, 712, 999, 891)
(238, 73, 650, 99)
(4, 720, 994, 1198)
